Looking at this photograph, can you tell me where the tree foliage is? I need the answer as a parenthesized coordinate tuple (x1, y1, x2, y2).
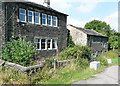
(2, 37, 37, 66)
(84, 20, 111, 37)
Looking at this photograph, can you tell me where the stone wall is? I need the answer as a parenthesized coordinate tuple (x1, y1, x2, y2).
(67, 25, 87, 46)
(0, 2, 5, 59)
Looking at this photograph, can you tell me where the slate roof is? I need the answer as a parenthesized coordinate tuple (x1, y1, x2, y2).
(2, 0, 68, 16)
(68, 24, 108, 37)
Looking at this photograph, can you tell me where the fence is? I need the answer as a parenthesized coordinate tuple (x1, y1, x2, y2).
(0, 59, 75, 74)
(53, 59, 75, 70)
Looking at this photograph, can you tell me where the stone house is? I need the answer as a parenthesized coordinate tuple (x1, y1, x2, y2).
(67, 24, 108, 57)
(0, 1, 68, 59)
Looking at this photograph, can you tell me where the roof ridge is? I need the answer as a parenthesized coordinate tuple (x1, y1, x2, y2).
(68, 24, 108, 37)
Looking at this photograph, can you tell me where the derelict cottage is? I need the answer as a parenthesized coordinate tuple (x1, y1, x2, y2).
(0, 0, 68, 59)
(67, 24, 108, 57)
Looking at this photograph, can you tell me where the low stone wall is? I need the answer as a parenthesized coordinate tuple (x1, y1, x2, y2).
(0, 59, 44, 73)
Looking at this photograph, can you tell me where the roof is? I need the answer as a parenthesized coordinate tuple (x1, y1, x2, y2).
(68, 24, 108, 37)
(2, 0, 68, 16)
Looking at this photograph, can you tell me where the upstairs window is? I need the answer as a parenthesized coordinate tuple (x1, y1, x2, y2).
(53, 16, 57, 27)
(19, 8, 26, 22)
(42, 13, 47, 25)
(35, 12, 40, 24)
(28, 10, 34, 23)
(48, 15, 52, 26)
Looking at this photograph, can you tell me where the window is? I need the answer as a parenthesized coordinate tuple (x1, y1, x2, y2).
(53, 16, 57, 27)
(47, 39, 52, 50)
(52, 39, 57, 49)
(41, 39, 47, 50)
(19, 8, 26, 22)
(42, 13, 47, 25)
(35, 12, 40, 24)
(28, 10, 34, 23)
(35, 38, 41, 50)
(48, 15, 52, 26)
(35, 38, 57, 50)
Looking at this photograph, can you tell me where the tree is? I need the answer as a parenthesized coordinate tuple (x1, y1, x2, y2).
(108, 36, 118, 50)
(84, 20, 111, 37)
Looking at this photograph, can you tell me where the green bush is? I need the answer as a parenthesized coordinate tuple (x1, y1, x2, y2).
(59, 45, 92, 60)
(2, 37, 37, 66)
(58, 45, 91, 68)
(95, 56, 108, 66)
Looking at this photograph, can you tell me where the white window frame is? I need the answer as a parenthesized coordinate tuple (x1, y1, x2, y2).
(53, 16, 58, 27)
(19, 8, 26, 22)
(48, 15, 52, 26)
(35, 38, 57, 50)
(42, 13, 47, 25)
(28, 10, 34, 24)
(35, 12, 40, 24)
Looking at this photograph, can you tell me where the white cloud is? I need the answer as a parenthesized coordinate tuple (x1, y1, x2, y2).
(67, 17, 86, 28)
(104, 11, 118, 31)
(76, 2, 97, 13)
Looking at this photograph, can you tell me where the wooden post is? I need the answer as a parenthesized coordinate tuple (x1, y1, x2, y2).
(54, 59, 57, 70)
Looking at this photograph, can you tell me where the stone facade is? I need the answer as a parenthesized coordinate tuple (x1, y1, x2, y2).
(0, 2, 68, 59)
(67, 25, 87, 46)
(67, 24, 108, 57)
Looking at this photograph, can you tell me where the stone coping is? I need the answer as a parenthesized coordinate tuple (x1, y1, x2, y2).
(0, 59, 44, 72)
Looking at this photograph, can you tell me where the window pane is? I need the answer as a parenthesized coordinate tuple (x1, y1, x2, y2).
(53, 16, 57, 26)
(41, 39, 46, 49)
(20, 15, 25, 21)
(48, 15, 52, 26)
(35, 17, 39, 24)
(35, 39, 40, 49)
(47, 40, 51, 49)
(52, 39, 57, 49)
(35, 12, 40, 24)
(20, 9, 26, 14)
(19, 8, 26, 22)
(28, 11, 34, 23)
(42, 14, 47, 25)
(28, 16, 32, 22)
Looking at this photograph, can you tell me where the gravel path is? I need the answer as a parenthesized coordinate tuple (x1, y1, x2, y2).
(73, 65, 118, 84)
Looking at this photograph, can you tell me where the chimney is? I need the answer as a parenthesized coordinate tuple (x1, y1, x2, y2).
(43, 0, 50, 8)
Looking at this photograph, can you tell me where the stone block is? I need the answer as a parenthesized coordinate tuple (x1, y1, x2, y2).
(90, 61, 100, 70)
(107, 59, 112, 64)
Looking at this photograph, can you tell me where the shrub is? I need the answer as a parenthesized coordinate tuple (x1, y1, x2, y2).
(2, 37, 37, 66)
(95, 56, 108, 66)
(67, 34, 75, 48)
(59, 45, 92, 60)
(77, 58, 89, 69)
(58, 45, 91, 68)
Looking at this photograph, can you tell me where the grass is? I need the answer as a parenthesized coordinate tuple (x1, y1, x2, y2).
(0, 67, 30, 85)
(111, 57, 119, 65)
(37, 65, 105, 84)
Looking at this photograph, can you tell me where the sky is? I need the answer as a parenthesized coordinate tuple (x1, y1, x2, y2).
(29, 0, 119, 32)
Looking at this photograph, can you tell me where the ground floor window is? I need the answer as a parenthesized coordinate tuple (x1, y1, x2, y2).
(35, 38, 57, 50)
